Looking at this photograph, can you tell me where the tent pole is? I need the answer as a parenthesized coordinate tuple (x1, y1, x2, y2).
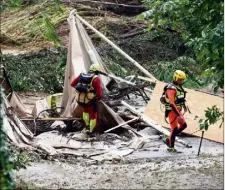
(74, 12, 157, 81)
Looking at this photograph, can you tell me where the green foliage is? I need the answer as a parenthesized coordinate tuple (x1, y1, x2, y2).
(11, 151, 30, 171)
(53, 0, 64, 13)
(199, 106, 224, 131)
(1, 1, 71, 48)
(140, 0, 224, 90)
(42, 14, 61, 47)
(97, 30, 193, 78)
(1, 0, 23, 11)
(1, 48, 67, 93)
(0, 89, 15, 189)
(152, 56, 203, 89)
(107, 60, 128, 77)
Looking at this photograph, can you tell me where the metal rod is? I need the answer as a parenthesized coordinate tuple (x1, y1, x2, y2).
(74, 11, 157, 81)
(141, 88, 150, 100)
(198, 131, 204, 156)
(138, 89, 148, 103)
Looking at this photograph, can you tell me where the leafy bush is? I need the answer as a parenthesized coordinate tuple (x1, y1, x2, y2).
(140, 0, 224, 90)
(199, 105, 224, 131)
(152, 56, 203, 89)
(0, 89, 14, 189)
(0, 89, 30, 190)
(1, 48, 67, 93)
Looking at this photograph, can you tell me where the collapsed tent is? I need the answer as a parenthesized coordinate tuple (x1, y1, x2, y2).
(1, 68, 151, 159)
(1, 10, 162, 160)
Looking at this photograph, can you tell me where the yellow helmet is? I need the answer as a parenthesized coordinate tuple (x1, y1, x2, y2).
(173, 70, 186, 81)
(89, 63, 102, 72)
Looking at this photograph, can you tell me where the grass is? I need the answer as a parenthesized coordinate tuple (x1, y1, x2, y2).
(1, 3, 72, 48)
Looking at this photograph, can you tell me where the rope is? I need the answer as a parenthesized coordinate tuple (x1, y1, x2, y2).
(189, 128, 202, 135)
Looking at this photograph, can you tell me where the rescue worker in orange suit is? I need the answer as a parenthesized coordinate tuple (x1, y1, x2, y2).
(163, 70, 188, 152)
(70, 63, 102, 137)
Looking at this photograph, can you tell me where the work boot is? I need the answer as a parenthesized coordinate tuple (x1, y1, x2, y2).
(167, 147, 177, 152)
(86, 130, 95, 138)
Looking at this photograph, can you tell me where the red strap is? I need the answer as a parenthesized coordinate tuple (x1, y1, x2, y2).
(92, 77, 102, 100)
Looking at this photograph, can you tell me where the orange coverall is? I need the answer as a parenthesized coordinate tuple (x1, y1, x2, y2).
(166, 89, 187, 148)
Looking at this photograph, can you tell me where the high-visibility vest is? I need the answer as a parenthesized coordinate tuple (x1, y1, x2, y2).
(164, 83, 186, 111)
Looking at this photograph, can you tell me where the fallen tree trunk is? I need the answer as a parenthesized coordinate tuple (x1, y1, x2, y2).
(119, 30, 145, 39)
(64, 0, 146, 15)
(121, 101, 192, 148)
(78, 10, 109, 17)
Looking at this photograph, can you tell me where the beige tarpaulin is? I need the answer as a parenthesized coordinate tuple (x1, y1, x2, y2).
(144, 81, 224, 143)
(10, 92, 30, 117)
(60, 10, 110, 117)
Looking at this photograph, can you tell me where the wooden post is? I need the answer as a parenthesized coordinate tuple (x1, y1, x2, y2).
(197, 131, 204, 156)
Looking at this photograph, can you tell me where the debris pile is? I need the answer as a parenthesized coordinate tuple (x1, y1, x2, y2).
(1, 11, 223, 164)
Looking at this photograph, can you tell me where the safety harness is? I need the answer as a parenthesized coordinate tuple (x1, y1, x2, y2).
(74, 73, 98, 107)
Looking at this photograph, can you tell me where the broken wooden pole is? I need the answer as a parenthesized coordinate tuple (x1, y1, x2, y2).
(105, 117, 139, 133)
(74, 11, 157, 81)
(121, 101, 192, 148)
(137, 76, 156, 84)
(107, 74, 136, 86)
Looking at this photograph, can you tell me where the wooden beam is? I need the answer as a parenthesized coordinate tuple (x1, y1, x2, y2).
(137, 76, 156, 84)
(121, 101, 192, 148)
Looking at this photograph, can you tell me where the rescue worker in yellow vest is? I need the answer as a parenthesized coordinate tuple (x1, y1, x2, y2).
(70, 64, 103, 137)
(162, 70, 188, 152)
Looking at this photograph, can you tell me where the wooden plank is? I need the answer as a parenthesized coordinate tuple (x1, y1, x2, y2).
(144, 81, 224, 143)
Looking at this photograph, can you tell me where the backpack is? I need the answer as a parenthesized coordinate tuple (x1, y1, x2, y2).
(75, 73, 97, 107)
(160, 84, 168, 105)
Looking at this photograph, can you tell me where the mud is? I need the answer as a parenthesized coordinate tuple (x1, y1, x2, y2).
(13, 124, 224, 189)
(13, 92, 224, 190)
(14, 154, 223, 189)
